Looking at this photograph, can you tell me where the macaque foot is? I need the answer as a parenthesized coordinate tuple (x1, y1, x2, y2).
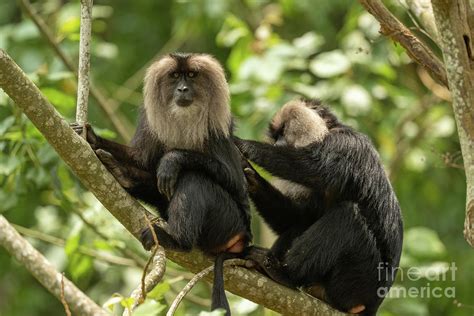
(140, 224, 191, 252)
(70, 122, 99, 148)
(95, 149, 134, 189)
(245, 246, 295, 288)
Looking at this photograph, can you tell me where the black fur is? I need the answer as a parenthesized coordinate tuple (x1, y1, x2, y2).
(73, 116, 249, 315)
(233, 99, 403, 315)
(71, 53, 251, 315)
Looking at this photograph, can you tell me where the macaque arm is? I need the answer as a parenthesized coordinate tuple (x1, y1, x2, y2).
(157, 149, 244, 200)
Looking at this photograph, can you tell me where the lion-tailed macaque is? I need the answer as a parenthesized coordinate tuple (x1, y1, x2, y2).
(72, 53, 251, 315)
(233, 99, 403, 316)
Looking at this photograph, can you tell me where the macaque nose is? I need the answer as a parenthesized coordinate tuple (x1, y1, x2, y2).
(177, 85, 189, 93)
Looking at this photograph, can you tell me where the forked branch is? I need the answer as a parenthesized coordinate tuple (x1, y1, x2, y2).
(358, 0, 448, 87)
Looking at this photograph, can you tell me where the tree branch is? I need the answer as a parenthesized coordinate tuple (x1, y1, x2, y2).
(123, 246, 166, 316)
(0, 215, 109, 316)
(431, 0, 474, 247)
(405, 0, 439, 42)
(17, 0, 134, 141)
(75, 0, 93, 125)
(0, 49, 345, 315)
(167, 259, 248, 316)
(358, 0, 448, 87)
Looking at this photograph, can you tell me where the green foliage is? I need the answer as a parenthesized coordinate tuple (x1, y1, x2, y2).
(0, 0, 473, 315)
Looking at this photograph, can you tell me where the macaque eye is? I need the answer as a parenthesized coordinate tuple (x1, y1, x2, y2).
(171, 72, 180, 78)
(187, 71, 197, 78)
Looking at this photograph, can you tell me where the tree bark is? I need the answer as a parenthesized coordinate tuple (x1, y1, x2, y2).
(431, 0, 474, 247)
(75, 0, 93, 125)
(358, 0, 448, 87)
(0, 49, 345, 315)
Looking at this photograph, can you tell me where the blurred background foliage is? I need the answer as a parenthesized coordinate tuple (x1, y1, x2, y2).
(0, 0, 473, 315)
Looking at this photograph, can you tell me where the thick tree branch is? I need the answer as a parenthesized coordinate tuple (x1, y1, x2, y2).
(0, 50, 344, 315)
(431, 0, 474, 247)
(0, 215, 109, 316)
(358, 0, 448, 87)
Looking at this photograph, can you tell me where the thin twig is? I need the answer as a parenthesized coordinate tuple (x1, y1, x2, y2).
(167, 259, 248, 316)
(70, 207, 147, 267)
(169, 284, 211, 307)
(122, 249, 167, 316)
(141, 216, 161, 301)
(13, 224, 137, 267)
(60, 273, 73, 316)
(453, 299, 474, 310)
(17, 0, 133, 141)
(358, 0, 448, 87)
(402, 0, 439, 42)
(437, 151, 465, 170)
(122, 217, 166, 316)
(75, 0, 93, 125)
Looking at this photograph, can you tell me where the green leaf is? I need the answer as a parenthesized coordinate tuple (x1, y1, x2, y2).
(239, 55, 285, 83)
(94, 42, 119, 59)
(292, 32, 324, 57)
(92, 5, 114, 19)
(68, 253, 93, 281)
(341, 85, 372, 116)
(413, 262, 450, 279)
(65, 233, 81, 256)
(147, 282, 170, 300)
(216, 15, 250, 47)
(64, 229, 94, 280)
(102, 294, 124, 312)
(47, 72, 74, 82)
(0, 116, 15, 135)
(41, 88, 75, 112)
(403, 227, 446, 260)
(382, 296, 429, 316)
(120, 297, 135, 309)
(26, 167, 50, 188)
(233, 298, 258, 314)
(37, 145, 58, 165)
(370, 62, 397, 81)
(0, 190, 18, 212)
(10, 20, 39, 41)
(132, 300, 166, 316)
(309, 50, 351, 78)
(0, 155, 21, 175)
(59, 16, 80, 36)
